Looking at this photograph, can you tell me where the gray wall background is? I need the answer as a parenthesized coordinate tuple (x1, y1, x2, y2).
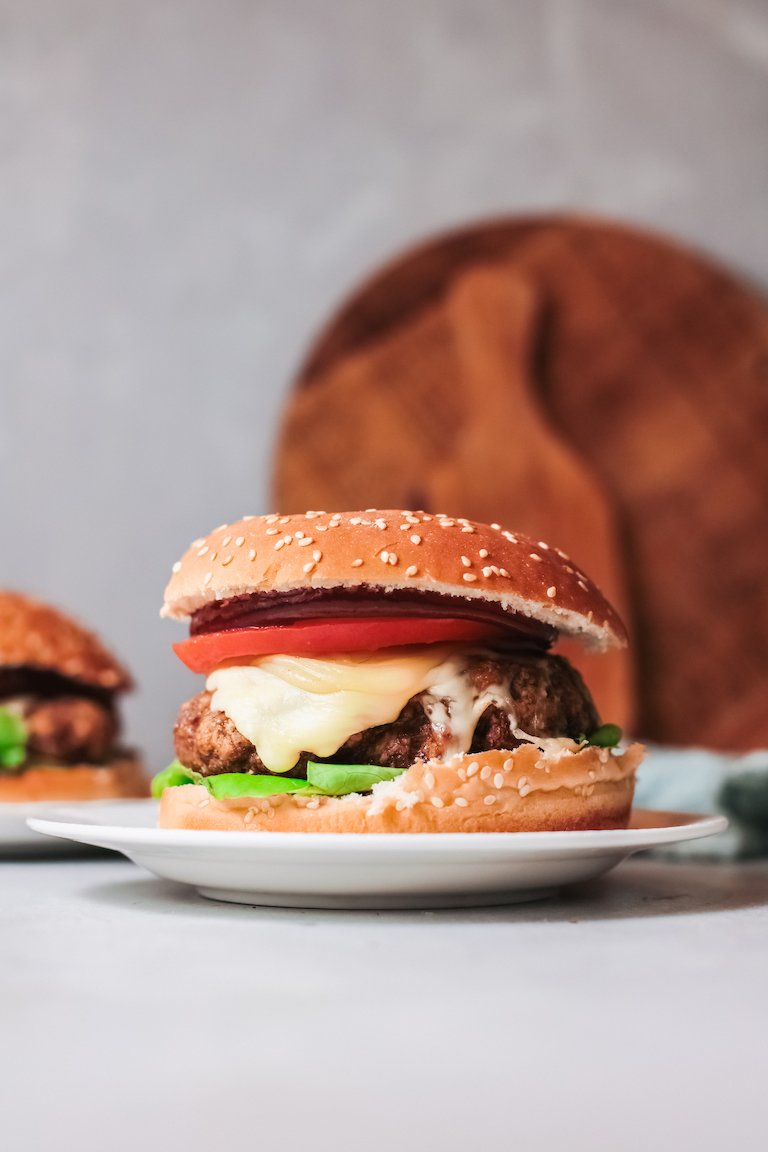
(2, 0, 767, 766)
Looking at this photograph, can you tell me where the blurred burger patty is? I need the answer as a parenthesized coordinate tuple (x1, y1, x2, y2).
(173, 653, 598, 777)
(24, 696, 117, 762)
(1, 692, 117, 763)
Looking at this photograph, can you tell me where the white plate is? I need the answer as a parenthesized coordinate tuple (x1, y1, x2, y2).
(27, 801, 727, 908)
(0, 800, 116, 854)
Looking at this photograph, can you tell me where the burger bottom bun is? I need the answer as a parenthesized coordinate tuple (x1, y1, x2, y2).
(0, 753, 147, 802)
(159, 743, 643, 833)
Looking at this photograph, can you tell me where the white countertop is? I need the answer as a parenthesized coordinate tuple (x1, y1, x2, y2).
(3, 853, 766, 1151)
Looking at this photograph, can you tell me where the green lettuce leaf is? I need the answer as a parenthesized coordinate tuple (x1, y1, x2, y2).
(584, 723, 622, 749)
(0, 708, 27, 771)
(150, 758, 405, 801)
(207, 773, 313, 800)
(306, 761, 405, 795)
(150, 761, 202, 798)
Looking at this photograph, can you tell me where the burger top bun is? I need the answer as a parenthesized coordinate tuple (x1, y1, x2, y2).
(0, 590, 132, 693)
(163, 510, 626, 651)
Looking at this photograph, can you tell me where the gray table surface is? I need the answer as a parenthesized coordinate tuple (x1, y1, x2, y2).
(2, 852, 766, 1151)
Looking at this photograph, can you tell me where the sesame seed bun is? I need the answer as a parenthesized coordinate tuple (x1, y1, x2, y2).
(0, 753, 147, 802)
(0, 591, 132, 693)
(162, 511, 626, 650)
(159, 742, 641, 833)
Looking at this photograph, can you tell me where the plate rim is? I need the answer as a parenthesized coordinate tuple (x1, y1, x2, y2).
(27, 806, 728, 854)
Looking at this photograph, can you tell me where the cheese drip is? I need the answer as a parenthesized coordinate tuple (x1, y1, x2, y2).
(206, 646, 458, 774)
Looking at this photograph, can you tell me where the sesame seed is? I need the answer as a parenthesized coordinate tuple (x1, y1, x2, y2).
(312, 550, 322, 562)
(265, 515, 279, 524)
(547, 586, 557, 598)
(198, 797, 209, 809)
(303, 561, 316, 574)
(466, 762, 479, 777)
(306, 799, 320, 809)
(379, 550, 390, 563)
(519, 785, 532, 797)
(499, 568, 510, 578)
(454, 797, 469, 808)
(297, 537, 313, 547)
(503, 759, 513, 772)
(197, 545, 209, 557)
(248, 549, 257, 561)
(517, 776, 529, 789)
(457, 768, 467, 781)
(203, 572, 213, 586)
(375, 518, 387, 529)
(209, 550, 217, 561)
(410, 534, 422, 545)
(479, 548, 489, 559)
(480, 765, 491, 780)
(349, 517, 362, 525)
(462, 573, 477, 582)
(388, 552, 398, 566)
(243, 809, 255, 824)
(279, 516, 290, 524)
(424, 771, 435, 789)
(483, 794, 497, 805)
(351, 558, 364, 567)
(530, 553, 542, 562)
(461, 526, 476, 533)
(538, 541, 550, 550)
(235, 536, 245, 547)
(482, 566, 494, 578)
(461, 555, 472, 567)
(578, 579, 588, 591)
(490, 522, 501, 530)
(222, 535, 231, 547)
(221, 555, 233, 566)
(502, 531, 516, 543)
(405, 565, 418, 577)
(172, 561, 181, 573)
(316, 524, 328, 532)
(295, 530, 305, 539)
(274, 539, 285, 550)
(431, 796, 444, 808)
(494, 773, 504, 789)
(266, 527, 279, 536)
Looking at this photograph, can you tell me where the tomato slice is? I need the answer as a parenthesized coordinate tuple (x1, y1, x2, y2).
(173, 617, 504, 673)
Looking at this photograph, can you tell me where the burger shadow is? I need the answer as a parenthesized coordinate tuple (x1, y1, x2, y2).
(79, 856, 768, 924)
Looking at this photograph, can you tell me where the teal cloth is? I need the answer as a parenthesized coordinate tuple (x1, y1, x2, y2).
(634, 746, 768, 858)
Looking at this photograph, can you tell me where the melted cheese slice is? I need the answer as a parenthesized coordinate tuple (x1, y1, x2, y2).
(206, 646, 458, 774)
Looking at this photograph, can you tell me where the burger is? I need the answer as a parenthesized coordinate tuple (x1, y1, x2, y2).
(0, 591, 146, 801)
(154, 510, 643, 832)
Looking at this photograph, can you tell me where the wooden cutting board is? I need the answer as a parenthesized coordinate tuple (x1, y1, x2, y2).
(274, 215, 768, 750)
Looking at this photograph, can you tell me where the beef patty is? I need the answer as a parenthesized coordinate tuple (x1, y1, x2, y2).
(174, 652, 598, 778)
